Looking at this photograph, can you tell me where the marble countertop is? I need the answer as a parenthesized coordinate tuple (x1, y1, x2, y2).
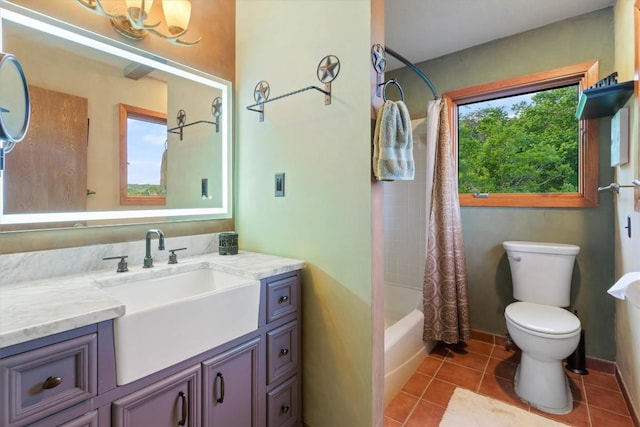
(0, 251, 304, 349)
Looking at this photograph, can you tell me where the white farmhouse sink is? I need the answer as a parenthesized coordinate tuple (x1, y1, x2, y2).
(96, 265, 260, 385)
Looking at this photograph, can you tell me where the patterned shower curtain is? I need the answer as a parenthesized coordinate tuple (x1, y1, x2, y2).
(422, 98, 471, 344)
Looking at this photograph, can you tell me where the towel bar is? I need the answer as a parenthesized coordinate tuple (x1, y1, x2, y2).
(167, 97, 222, 140)
(598, 181, 640, 194)
(379, 79, 405, 102)
(246, 55, 340, 122)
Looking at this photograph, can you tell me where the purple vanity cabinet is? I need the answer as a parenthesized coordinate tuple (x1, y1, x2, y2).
(1, 269, 302, 427)
(0, 330, 97, 427)
(104, 270, 301, 427)
(111, 365, 201, 427)
(202, 337, 260, 426)
(267, 376, 299, 427)
(264, 273, 302, 427)
(59, 410, 99, 427)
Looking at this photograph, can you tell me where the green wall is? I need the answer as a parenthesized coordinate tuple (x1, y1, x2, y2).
(235, 1, 377, 425)
(389, 8, 617, 360)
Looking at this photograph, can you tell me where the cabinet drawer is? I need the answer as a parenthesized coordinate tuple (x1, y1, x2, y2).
(202, 337, 260, 427)
(267, 376, 299, 427)
(266, 275, 298, 324)
(112, 364, 200, 427)
(0, 334, 97, 426)
(266, 321, 298, 386)
(59, 410, 98, 427)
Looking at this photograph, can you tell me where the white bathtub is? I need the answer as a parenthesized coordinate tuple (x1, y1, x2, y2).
(384, 284, 436, 405)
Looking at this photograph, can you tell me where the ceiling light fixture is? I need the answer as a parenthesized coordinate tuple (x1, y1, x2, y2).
(75, 0, 200, 46)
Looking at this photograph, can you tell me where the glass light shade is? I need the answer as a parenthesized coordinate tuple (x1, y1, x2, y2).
(126, 0, 154, 14)
(162, 0, 191, 32)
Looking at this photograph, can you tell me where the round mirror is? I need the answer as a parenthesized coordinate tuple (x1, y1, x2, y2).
(0, 53, 30, 152)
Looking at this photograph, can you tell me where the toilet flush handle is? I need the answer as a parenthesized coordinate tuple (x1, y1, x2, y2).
(508, 255, 522, 262)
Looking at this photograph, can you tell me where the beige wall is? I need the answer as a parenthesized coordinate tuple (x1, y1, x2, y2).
(613, 0, 640, 420)
(235, 1, 379, 425)
(8, 0, 235, 82)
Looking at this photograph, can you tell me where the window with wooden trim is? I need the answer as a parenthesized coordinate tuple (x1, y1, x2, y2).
(119, 104, 168, 206)
(445, 61, 599, 208)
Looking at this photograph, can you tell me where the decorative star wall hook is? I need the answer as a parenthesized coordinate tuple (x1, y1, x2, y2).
(254, 81, 271, 103)
(317, 55, 340, 83)
(371, 44, 386, 74)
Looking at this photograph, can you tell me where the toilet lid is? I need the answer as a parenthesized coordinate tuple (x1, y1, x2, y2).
(505, 302, 580, 335)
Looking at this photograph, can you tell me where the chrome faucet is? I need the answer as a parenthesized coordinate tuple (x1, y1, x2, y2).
(143, 229, 165, 268)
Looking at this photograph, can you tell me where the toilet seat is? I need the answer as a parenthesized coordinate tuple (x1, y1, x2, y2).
(505, 302, 580, 337)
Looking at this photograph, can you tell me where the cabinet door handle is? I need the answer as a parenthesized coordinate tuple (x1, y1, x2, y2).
(215, 372, 225, 403)
(278, 295, 289, 304)
(178, 391, 187, 426)
(279, 348, 289, 357)
(42, 376, 63, 390)
(281, 405, 290, 414)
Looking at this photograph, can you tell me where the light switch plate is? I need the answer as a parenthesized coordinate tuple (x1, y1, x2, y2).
(275, 173, 285, 197)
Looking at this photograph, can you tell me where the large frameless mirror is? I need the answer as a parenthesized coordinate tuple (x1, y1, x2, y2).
(0, 4, 232, 230)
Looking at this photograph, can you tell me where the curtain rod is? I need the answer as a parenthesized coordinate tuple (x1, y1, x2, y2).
(385, 46, 439, 100)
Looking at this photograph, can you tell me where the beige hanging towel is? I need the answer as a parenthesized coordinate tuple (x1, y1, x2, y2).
(160, 148, 168, 191)
(373, 100, 415, 181)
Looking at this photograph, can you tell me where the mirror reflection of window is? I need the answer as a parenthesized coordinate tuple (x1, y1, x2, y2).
(119, 104, 167, 206)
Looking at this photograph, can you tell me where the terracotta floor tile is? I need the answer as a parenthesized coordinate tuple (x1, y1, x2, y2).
(471, 330, 496, 344)
(486, 357, 518, 381)
(429, 342, 451, 359)
(461, 339, 494, 356)
(445, 339, 493, 355)
(477, 373, 529, 410)
(385, 391, 418, 423)
(421, 378, 457, 408)
(401, 372, 432, 397)
(530, 401, 590, 427)
(385, 338, 635, 427)
(435, 361, 483, 391)
(404, 399, 445, 427)
(567, 374, 585, 403)
(585, 383, 630, 416)
(490, 345, 521, 363)
(384, 417, 403, 427)
(416, 356, 444, 376)
(589, 405, 635, 427)
(444, 350, 490, 371)
(583, 369, 621, 391)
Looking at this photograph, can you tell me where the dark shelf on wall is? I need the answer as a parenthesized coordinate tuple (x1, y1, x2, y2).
(576, 80, 634, 120)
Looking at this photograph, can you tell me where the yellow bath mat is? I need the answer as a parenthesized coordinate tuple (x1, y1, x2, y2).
(440, 388, 570, 427)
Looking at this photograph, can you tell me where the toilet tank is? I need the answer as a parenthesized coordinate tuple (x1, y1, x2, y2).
(503, 241, 580, 307)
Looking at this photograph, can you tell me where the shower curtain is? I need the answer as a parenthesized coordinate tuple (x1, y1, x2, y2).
(422, 98, 471, 344)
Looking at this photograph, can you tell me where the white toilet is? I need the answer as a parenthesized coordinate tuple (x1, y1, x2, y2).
(503, 241, 581, 415)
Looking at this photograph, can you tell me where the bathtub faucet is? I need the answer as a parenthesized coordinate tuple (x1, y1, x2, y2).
(143, 229, 165, 268)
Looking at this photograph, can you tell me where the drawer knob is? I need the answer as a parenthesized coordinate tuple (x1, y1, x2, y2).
(42, 376, 63, 390)
(278, 295, 289, 304)
(281, 405, 290, 414)
(279, 348, 289, 357)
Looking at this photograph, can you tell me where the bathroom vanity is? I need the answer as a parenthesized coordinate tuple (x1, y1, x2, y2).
(0, 251, 303, 427)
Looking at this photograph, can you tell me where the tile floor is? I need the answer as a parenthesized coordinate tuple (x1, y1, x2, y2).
(385, 340, 637, 427)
